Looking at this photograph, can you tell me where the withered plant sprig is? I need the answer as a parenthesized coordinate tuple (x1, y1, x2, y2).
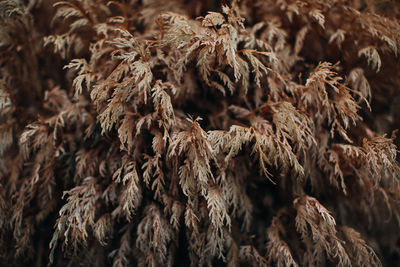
(0, 0, 399, 266)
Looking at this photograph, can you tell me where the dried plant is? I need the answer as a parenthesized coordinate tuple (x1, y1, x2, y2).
(0, 0, 400, 266)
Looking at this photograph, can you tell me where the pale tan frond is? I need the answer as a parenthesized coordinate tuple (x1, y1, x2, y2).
(294, 196, 352, 266)
(266, 216, 298, 267)
(359, 46, 382, 72)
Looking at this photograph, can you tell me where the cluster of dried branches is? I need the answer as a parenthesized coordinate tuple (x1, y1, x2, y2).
(1, 0, 400, 266)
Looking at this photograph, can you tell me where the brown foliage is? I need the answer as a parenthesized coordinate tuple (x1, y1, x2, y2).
(1, 0, 400, 266)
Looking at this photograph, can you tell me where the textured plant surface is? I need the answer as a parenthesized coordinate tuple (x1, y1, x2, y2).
(1, 0, 400, 266)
